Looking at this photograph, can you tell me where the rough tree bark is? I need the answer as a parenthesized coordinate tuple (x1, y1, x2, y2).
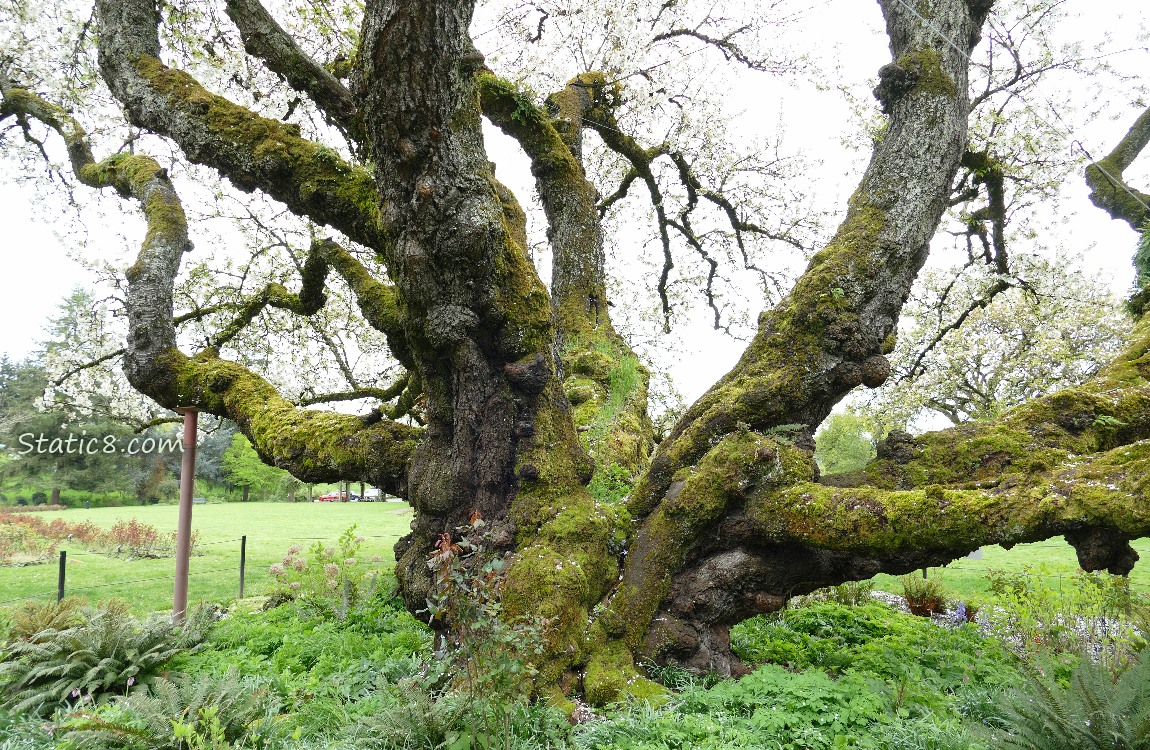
(6, 0, 1150, 707)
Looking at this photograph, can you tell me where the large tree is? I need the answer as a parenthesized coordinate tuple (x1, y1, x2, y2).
(3, 0, 1149, 704)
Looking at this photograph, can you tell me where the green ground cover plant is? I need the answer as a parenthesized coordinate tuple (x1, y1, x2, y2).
(979, 646, 1150, 749)
(2, 518, 1148, 749)
(0, 598, 204, 717)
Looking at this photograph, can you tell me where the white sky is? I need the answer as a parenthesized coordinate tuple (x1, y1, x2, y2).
(1, 0, 1147, 405)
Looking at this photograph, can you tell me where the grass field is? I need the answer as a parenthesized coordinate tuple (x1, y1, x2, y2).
(0, 502, 413, 614)
(3, 502, 1149, 615)
(874, 537, 1150, 600)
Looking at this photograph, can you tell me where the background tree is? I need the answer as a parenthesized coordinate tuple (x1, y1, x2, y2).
(221, 432, 295, 501)
(2, 0, 1150, 704)
(0, 357, 138, 503)
(857, 258, 1129, 432)
(814, 411, 878, 476)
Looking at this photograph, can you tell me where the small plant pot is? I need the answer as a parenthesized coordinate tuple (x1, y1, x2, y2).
(907, 600, 945, 617)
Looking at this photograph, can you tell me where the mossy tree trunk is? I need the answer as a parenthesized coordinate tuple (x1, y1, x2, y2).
(12, 0, 1150, 706)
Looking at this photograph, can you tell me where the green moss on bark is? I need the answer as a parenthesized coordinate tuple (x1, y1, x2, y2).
(631, 199, 888, 517)
(157, 348, 421, 490)
(896, 48, 956, 98)
(132, 56, 387, 251)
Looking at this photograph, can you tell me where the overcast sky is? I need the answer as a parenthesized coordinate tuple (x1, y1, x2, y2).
(1, 0, 1146, 405)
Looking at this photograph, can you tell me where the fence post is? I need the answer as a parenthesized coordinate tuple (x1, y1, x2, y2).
(922, 568, 928, 580)
(239, 535, 247, 599)
(173, 408, 199, 625)
(57, 550, 66, 602)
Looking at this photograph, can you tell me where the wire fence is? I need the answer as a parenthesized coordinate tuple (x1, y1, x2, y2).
(0, 530, 409, 609)
(916, 560, 1150, 596)
(4, 537, 1150, 610)
(0, 537, 248, 608)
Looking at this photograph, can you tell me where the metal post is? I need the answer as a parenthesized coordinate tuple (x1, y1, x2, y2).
(239, 535, 247, 599)
(173, 408, 198, 624)
(57, 550, 66, 602)
(922, 568, 928, 579)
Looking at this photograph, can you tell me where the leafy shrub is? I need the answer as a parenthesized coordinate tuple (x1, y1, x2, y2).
(60, 669, 286, 750)
(731, 602, 1020, 695)
(0, 522, 59, 566)
(902, 574, 949, 617)
(978, 645, 1150, 749)
(342, 678, 572, 750)
(0, 708, 58, 750)
(5, 597, 85, 643)
(0, 514, 194, 565)
(869, 714, 988, 750)
(0, 600, 195, 716)
(424, 513, 546, 701)
(173, 592, 432, 738)
(267, 524, 386, 614)
(578, 666, 896, 750)
(795, 579, 877, 607)
(982, 567, 1147, 670)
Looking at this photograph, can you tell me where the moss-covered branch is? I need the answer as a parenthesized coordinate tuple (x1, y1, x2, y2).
(561, 0, 994, 698)
(1084, 106, 1150, 231)
(94, 0, 388, 253)
(477, 73, 655, 480)
(595, 316, 1150, 682)
(630, 11, 977, 517)
(856, 315, 1150, 489)
(1, 79, 420, 495)
(163, 349, 421, 492)
(224, 0, 360, 140)
(477, 72, 612, 344)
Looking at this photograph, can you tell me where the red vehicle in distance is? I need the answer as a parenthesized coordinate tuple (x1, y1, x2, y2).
(314, 491, 360, 502)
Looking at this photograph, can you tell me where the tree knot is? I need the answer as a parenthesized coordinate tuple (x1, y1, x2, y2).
(860, 354, 891, 388)
(873, 62, 919, 115)
(876, 429, 916, 463)
(504, 353, 550, 394)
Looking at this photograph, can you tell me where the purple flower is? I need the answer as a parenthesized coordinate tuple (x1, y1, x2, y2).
(127, 676, 135, 687)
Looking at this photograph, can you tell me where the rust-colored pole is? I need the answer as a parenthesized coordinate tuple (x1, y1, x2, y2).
(173, 408, 198, 624)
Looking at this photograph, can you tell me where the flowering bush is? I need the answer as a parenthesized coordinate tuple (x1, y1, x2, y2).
(268, 525, 383, 614)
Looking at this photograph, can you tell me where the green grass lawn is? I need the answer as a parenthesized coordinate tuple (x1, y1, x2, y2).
(873, 537, 1150, 600)
(5, 501, 1150, 616)
(0, 502, 413, 614)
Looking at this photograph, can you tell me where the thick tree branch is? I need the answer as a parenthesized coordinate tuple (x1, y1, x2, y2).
(223, 0, 359, 139)
(477, 73, 611, 337)
(0, 80, 420, 495)
(1084, 106, 1150, 231)
(631, 9, 979, 517)
(625, 311, 1150, 676)
(588, 0, 990, 689)
(477, 72, 655, 477)
(94, 0, 389, 253)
